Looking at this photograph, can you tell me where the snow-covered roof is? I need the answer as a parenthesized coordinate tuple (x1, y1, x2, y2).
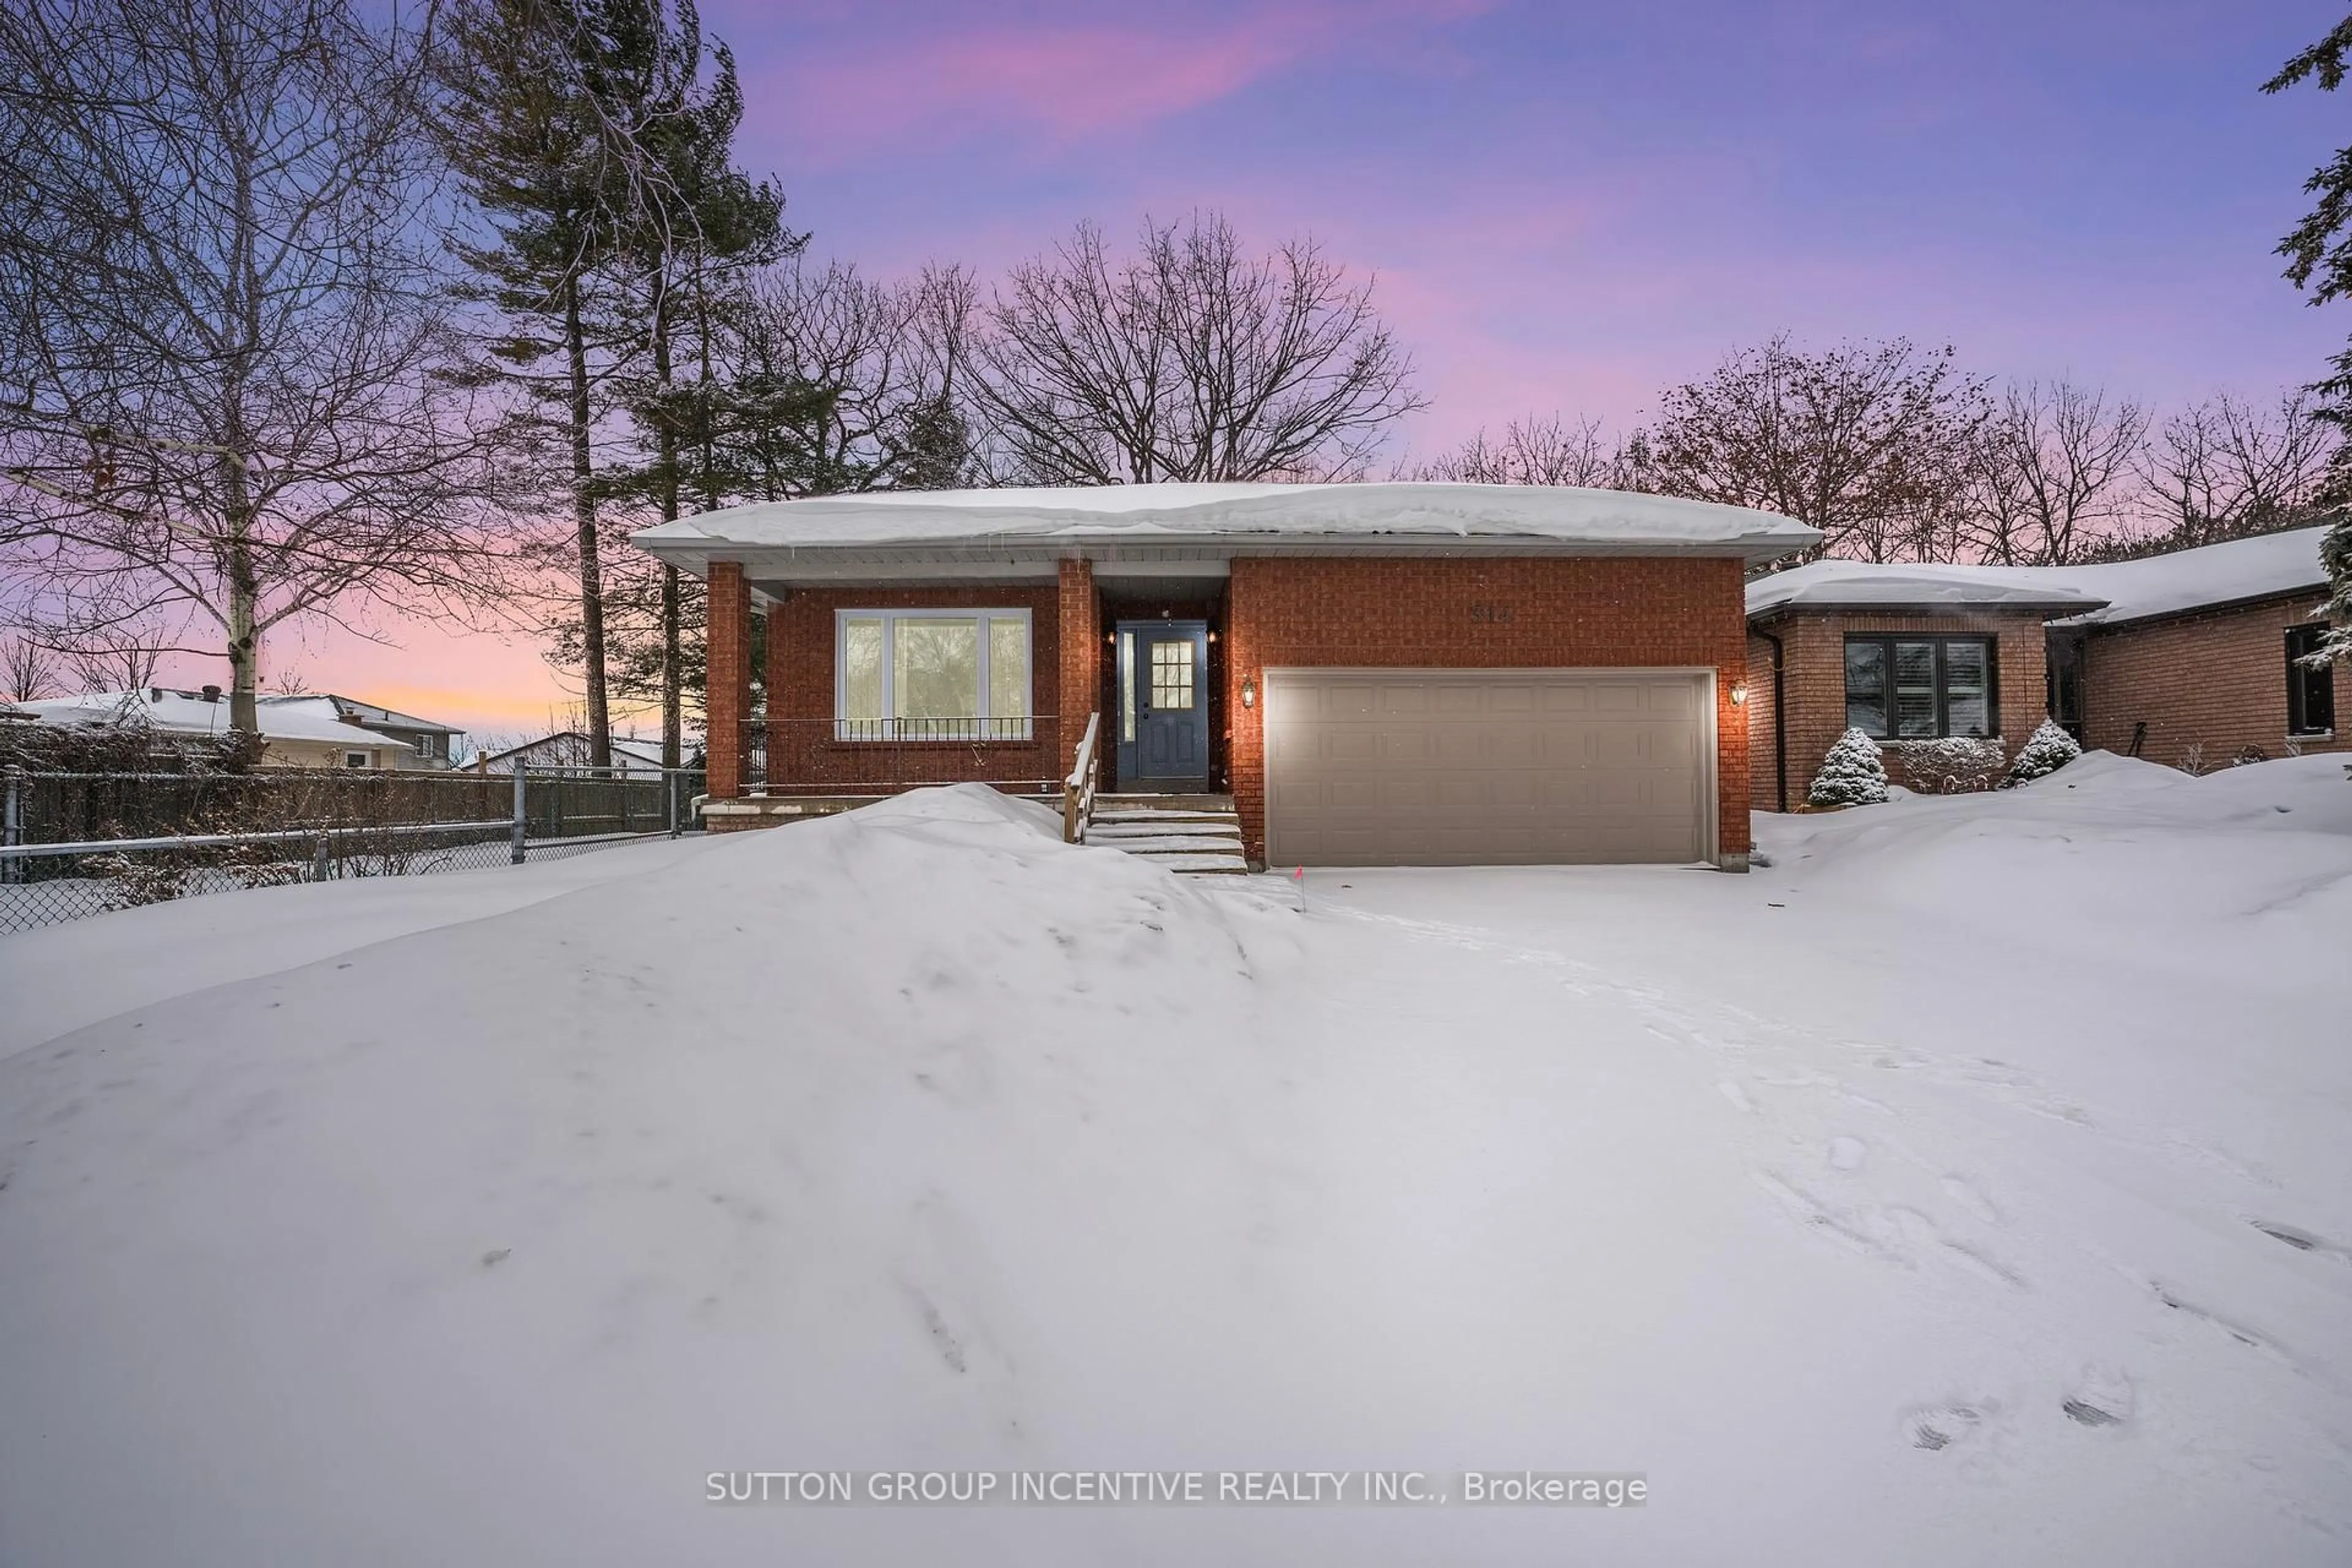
(1746, 562, 2111, 617)
(472, 732, 671, 771)
(20, 689, 413, 751)
(298, 694, 464, 735)
(1747, 526, 2334, 627)
(632, 482, 1823, 568)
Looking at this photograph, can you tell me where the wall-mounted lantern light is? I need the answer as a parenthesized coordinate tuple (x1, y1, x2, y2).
(1241, 676, 1257, 709)
(1730, 681, 1749, 706)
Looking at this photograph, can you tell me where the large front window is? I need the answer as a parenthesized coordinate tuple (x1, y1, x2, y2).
(835, 608, 1032, 741)
(1844, 635, 1997, 739)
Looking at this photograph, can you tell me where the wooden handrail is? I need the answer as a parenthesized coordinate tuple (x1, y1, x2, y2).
(1063, 712, 1101, 843)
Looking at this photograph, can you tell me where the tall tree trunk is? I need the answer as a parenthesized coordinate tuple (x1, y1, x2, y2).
(563, 274, 611, 769)
(651, 262, 682, 771)
(225, 502, 260, 737)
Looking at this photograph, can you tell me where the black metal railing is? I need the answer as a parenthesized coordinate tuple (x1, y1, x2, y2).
(742, 715, 1070, 798)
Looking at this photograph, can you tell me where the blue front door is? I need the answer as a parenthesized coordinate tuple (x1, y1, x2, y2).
(1117, 620, 1210, 786)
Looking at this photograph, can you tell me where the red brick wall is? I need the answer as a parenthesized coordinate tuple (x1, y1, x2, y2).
(1057, 559, 1100, 782)
(2082, 594, 2345, 767)
(1746, 630, 1787, 812)
(764, 583, 1065, 794)
(706, 562, 750, 799)
(1744, 609, 2051, 810)
(1224, 556, 1753, 865)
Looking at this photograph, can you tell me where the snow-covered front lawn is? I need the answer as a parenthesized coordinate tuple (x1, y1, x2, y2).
(2, 756, 2348, 1566)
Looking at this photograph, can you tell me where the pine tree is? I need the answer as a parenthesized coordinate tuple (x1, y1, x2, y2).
(439, 0, 654, 770)
(1809, 727, 1890, 808)
(2003, 719, 2082, 787)
(2264, 20, 2352, 666)
(592, 1, 795, 767)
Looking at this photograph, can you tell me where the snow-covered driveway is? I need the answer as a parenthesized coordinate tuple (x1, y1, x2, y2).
(1, 757, 2347, 1566)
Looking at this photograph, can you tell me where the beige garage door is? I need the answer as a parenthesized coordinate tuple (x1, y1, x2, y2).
(1264, 669, 1713, 866)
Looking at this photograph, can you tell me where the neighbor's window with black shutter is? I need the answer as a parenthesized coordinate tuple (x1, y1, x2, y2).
(1843, 635, 1999, 739)
(2285, 623, 2335, 736)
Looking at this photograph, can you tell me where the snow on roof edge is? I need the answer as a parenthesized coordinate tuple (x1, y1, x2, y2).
(630, 481, 1823, 559)
(1746, 527, 2332, 626)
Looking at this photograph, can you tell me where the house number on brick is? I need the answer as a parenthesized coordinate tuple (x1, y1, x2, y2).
(1468, 601, 1515, 624)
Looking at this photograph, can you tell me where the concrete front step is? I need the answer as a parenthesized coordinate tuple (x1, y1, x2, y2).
(1105, 834, 1248, 855)
(1096, 793, 1234, 811)
(1082, 793, 1250, 876)
(1087, 823, 1251, 846)
(1137, 851, 1252, 875)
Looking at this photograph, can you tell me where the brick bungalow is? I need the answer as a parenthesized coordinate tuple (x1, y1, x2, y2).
(1744, 526, 2342, 810)
(631, 483, 1820, 870)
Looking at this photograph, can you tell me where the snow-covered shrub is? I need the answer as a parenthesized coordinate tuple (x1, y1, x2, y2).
(1896, 736, 2005, 794)
(1808, 728, 1889, 807)
(2002, 719, 2081, 788)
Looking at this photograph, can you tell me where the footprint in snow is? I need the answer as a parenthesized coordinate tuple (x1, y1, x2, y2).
(1827, 1136, 1867, 1172)
(1905, 1401, 1987, 1453)
(2251, 1219, 2349, 1263)
(1717, 1080, 1755, 1114)
(2061, 1368, 2135, 1430)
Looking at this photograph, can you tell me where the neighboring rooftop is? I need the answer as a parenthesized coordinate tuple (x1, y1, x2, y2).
(632, 481, 1825, 570)
(1747, 526, 2334, 627)
(20, 688, 415, 752)
(469, 732, 672, 772)
(294, 694, 465, 736)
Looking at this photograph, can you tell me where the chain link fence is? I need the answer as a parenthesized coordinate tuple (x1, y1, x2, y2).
(0, 766, 704, 937)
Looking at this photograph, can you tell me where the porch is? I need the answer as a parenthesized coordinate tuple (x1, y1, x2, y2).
(698, 559, 1231, 817)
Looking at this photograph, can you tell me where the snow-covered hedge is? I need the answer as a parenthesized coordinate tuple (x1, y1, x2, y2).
(2003, 719, 2082, 787)
(1808, 727, 1889, 807)
(1896, 736, 2006, 794)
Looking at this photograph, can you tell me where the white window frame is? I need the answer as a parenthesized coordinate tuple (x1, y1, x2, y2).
(834, 607, 1034, 742)
(343, 750, 371, 769)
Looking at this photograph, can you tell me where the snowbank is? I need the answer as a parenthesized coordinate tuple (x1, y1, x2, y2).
(3, 772, 2349, 1564)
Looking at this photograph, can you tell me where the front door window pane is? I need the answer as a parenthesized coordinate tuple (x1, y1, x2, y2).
(1150, 639, 1194, 710)
(1120, 631, 1136, 742)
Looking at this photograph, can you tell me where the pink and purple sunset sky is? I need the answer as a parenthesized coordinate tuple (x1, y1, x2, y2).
(188, 0, 2351, 742)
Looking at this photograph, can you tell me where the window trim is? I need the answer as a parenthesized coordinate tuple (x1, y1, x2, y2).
(343, 750, 371, 769)
(2285, 622, 2336, 737)
(833, 606, 1035, 742)
(1841, 633, 2000, 741)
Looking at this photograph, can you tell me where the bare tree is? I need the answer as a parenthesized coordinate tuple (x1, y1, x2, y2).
(0, 0, 497, 736)
(2132, 391, 2335, 549)
(1407, 413, 1649, 489)
(2, 634, 58, 703)
(974, 213, 1425, 484)
(1964, 380, 2149, 564)
(728, 260, 981, 496)
(66, 639, 165, 696)
(1649, 336, 1990, 562)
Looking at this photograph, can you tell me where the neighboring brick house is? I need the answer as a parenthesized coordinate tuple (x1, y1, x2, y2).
(1744, 527, 2342, 810)
(631, 483, 1820, 870)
